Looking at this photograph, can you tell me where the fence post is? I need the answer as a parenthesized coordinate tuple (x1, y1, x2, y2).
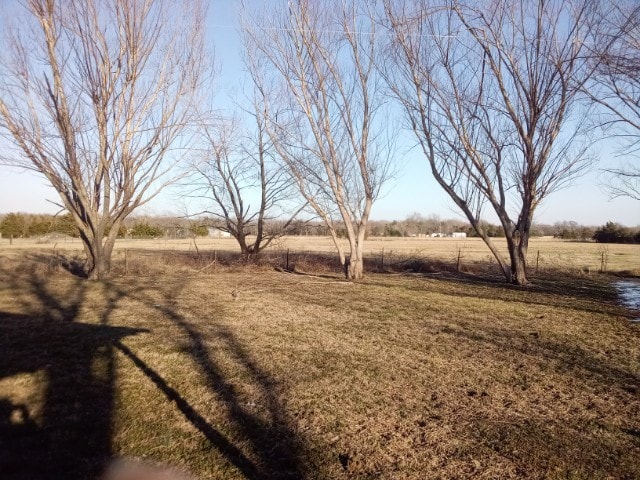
(535, 250, 540, 273)
(381, 248, 384, 271)
(286, 248, 290, 271)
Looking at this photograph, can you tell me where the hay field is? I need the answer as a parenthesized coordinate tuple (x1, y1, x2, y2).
(1, 235, 639, 275)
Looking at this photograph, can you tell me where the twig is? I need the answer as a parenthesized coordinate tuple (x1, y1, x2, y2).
(197, 257, 217, 273)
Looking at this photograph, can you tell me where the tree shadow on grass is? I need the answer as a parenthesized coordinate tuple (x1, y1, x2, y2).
(448, 270, 619, 301)
(111, 280, 305, 479)
(0, 270, 146, 480)
(367, 270, 629, 317)
(0, 255, 308, 479)
(25, 252, 88, 278)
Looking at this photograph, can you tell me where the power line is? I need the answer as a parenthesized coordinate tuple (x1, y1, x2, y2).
(209, 23, 458, 39)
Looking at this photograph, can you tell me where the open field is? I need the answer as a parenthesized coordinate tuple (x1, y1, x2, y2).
(0, 246, 639, 480)
(1, 236, 639, 276)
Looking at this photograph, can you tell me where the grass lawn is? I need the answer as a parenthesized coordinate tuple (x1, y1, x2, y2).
(0, 254, 639, 479)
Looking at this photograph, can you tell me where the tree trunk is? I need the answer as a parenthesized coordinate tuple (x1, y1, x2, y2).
(511, 252, 527, 285)
(234, 229, 253, 261)
(88, 251, 111, 280)
(481, 234, 511, 282)
(347, 254, 364, 280)
(84, 231, 117, 280)
(507, 231, 529, 286)
(245, 243, 260, 262)
(467, 220, 512, 283)
(327, 229, 346, 269)
(346, 237, 365, 281)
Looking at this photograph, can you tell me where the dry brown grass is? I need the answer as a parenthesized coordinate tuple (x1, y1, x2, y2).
(0, 249, 639, 479)
(2, 235, 638, 277)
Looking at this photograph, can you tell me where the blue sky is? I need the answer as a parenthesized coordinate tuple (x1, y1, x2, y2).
(0, 0, 638, 226)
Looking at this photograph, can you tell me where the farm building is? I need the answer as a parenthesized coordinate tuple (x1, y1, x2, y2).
(207, 227, 231, 238)
(451, 232, 467, 238)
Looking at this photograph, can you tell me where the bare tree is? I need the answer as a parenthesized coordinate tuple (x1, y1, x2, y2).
(586, 0, 640, 200)
(243, 0, 394, 280)
(190, 110, 306, 260)
(383, 0, 595, 284)
(0, 0, 208, 279)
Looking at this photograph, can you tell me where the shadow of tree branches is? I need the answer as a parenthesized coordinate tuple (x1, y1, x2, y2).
(0, 269, 145, 480)
(109, 280, 305, 479)
(0, 260, 306, 479)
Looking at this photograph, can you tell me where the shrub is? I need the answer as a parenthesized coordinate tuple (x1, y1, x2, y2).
(593, 222, 638, 244)
(52, 214, 80, 237)
(384, 223, 403, 237)
(130, 223, 164, 239)
(0, 212, 27, 239)
(190, 225, 209, 237)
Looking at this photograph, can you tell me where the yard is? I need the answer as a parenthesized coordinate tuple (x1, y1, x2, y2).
(0, 238, 639, 479)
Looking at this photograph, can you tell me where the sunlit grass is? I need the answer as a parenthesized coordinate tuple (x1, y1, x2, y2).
(0, 254, 638, 479)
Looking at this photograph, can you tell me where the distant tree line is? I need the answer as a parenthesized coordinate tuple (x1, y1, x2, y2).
(549, 221, 640, 243)
(5, 211, 636, 244)
(0, 213, 80, 242)
(0, 213, 211, 242)
(592, 222, 640, 244)
(552, 222, 596, 241)
(366, 215, 591, 239)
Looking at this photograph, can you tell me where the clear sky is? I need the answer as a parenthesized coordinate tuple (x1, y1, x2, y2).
(0, 0, 638, 226)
